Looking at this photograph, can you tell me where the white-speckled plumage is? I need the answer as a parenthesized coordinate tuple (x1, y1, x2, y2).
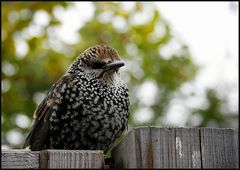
(23, 44, 130, 152)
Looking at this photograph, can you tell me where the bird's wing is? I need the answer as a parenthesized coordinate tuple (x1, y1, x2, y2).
(23, 73, 76, 150)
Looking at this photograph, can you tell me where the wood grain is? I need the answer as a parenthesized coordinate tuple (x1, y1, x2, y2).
(200, 128, 239, 168)
(2, 150, 39, 169)
(39, 150, 104, 169)
(112, 129, 141, 168)
(2, 127, 238, 169)
(112, 127, 238, 168)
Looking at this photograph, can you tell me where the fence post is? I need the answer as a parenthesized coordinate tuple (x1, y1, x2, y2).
(1, 150, 105, 169)
(39, 150, 105, 168)
(1, 127, 238, 169)
(112, 127, 239, 168)
(1, 150, 40, 169)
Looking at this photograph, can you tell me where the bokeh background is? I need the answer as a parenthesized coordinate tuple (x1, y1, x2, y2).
(1, 2, 238, 149)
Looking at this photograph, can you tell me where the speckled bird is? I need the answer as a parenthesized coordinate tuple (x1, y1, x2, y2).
(23, 44, 130, 152)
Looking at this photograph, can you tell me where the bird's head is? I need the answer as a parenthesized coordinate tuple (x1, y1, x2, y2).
(68, 44, 125, 80)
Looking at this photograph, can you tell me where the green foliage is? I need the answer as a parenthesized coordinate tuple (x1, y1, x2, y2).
(1, 2, 234, 149)
(192, 89, 225, 127)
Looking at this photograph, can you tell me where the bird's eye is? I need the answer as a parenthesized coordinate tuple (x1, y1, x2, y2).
(92, 62, 106, 69)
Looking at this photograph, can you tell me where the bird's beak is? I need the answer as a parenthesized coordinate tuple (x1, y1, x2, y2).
(102, 60, 125, 70)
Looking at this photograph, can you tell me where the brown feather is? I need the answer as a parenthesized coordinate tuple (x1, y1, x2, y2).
(23, 74, 75, 150)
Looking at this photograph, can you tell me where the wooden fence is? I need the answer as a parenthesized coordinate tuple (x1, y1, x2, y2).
(1, 127, 239, 169)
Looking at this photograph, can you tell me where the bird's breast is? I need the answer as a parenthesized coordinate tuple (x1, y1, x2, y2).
(69, 74, 129, 117)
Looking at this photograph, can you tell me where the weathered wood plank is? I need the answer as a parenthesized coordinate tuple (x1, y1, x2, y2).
(1, 150, 39, 169)
(112, 127, 238, 169)
(175, 128, 201, 168)
(111, 130, 138, 168)
(1, 128, 238, 169)
(139, 127, 201, 168)
(200, 128, 239, 168)
(39, 150, 105, 169)
(151, 127, 170, 168)
(134, 127, 151, 168)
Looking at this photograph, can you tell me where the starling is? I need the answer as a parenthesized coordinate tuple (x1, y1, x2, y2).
(23, 44, 130, 152)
